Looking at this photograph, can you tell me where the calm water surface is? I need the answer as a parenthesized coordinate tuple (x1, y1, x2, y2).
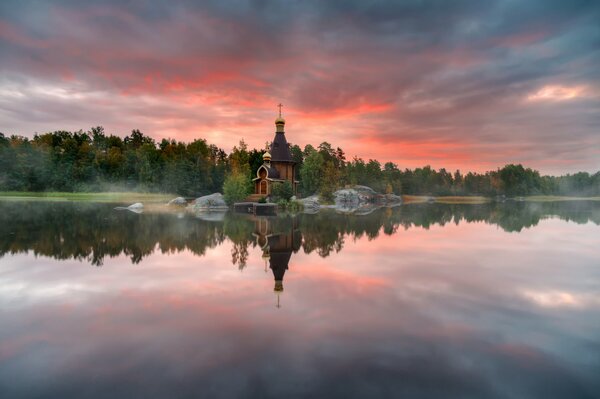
(1, 201, 599, 398)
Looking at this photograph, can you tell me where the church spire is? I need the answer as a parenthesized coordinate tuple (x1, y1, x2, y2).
(275, 103, 285, 133)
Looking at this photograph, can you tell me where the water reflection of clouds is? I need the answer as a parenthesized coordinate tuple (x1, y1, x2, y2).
(1, 215, 600, 397)
(522, 290, 600, 308)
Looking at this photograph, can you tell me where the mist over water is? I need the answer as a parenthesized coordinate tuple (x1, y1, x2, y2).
(1, 201, 599, 398)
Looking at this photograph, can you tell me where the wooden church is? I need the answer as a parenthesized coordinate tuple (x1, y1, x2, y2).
(252, 105, 299, 197)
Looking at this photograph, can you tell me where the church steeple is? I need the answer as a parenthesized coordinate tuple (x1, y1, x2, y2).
(270, 103, 293, 162)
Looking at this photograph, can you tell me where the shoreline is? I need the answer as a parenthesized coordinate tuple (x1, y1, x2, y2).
(1, 191, 599, 205)
(400, 195, 600, 204)
(0, 191, 175, 203)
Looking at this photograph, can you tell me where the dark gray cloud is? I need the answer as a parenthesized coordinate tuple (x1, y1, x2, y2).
(0, 0, 598, 173)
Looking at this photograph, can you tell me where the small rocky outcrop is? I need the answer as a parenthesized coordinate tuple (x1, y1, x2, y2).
(333, 186, 402, 213)
(167, 197, 187, 206)
(299, 195, 320, 213)
(189, 193, 228, 212)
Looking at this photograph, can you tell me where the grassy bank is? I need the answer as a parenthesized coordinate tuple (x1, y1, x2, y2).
(2, 192, 599, 205)
(524, 195, 600, 202)
(0, 191, 176, 203)
(402, 195, 600, 204)
(402, 195, 489, 204)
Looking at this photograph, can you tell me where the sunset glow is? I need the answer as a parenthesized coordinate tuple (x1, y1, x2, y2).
(527, 85, 588, 102)
(1, 1, 599, 174)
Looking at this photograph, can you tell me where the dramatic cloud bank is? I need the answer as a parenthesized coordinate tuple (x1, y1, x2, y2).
(1, 0, 599, 173)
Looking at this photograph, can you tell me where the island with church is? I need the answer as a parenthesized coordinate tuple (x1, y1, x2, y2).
(227, 104, 402, 216)
(250, 104, 299, 199)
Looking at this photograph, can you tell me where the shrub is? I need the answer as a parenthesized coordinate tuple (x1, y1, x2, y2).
(289, 200, 304, 212)
(277, 199, 289, 209)
(271, 181, 293, 201)
(223, 173, 251, 205)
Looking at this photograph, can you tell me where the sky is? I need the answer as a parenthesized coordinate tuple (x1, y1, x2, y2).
(0, 0, 599, 174)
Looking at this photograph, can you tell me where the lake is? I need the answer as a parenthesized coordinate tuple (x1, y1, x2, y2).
(1, 200, 599, 398)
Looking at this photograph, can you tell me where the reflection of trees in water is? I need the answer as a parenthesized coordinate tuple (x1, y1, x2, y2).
(0, 202, 225, 266)
(0, 201, 598, 266)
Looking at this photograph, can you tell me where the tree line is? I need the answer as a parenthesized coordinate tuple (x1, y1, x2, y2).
(1, 127, 599, 197)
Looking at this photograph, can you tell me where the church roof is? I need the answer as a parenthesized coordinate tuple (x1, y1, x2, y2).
(253, 164, 280, 180)
(264, 165, 280, 179)
(270, 132, 293, 162)
(269, 252, 291, 282)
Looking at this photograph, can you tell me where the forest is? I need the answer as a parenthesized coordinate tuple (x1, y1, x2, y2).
(1, 127, 599, 198)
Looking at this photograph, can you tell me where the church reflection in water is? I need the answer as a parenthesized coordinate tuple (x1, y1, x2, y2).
(252, 216, 302, 308)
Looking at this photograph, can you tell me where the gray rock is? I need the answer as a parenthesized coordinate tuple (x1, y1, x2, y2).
(167, 197, 187, 206)
(189, 193, 228, 212)
(299, 195, 320, 213)
(334, 188, 371, 207)
(114, 202, 144, 214)
(333, 186, 401, 213)
(353, 185, 377, 195)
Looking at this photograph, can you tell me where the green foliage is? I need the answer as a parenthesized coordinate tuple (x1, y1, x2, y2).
(223, 173, 251, 205)
(258, 196, 267, 203)
(277, 199, 289, 209)
(1, 128, 598, 198)
(272, 181, 293, 201)
(248, 149, 265, 178)
(229, 139, 250, 175)
(0, 128, 229, 196)
(289, 200, 304, 212)
(290, 144, 304, 176)
(300, 149, 324, 195)
(318, 160, 338, 203)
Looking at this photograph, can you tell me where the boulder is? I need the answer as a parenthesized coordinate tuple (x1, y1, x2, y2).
(353, 185, 377, 195)
(334, 188, 373, 207)
(334, 188, 359, 205)
(167, 197, 187, 206)
(332, 186, 401, 213)
(299, 195, 320, 213)
(189, 193, 228, 212)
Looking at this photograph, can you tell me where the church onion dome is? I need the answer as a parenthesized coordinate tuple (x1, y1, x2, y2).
(274, 280, 284, 292)
(263, 151, 272, 161)
(275, 116, 285, 125)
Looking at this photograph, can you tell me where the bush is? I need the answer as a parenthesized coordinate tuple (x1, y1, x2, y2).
(258, 196, 267, 203)
(223, 173, 251, 205)
(271, 181, 293, 201)
(319, 184, 335, 204)
(289, 200, 304, 212)
(277, 199, 289, 209)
